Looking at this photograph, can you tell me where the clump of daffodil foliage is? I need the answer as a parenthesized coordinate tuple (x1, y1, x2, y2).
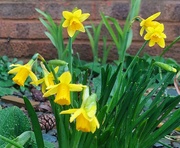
(2, 0, 180, 147)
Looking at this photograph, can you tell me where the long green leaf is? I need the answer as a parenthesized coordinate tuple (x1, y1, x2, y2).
(0, 135, 23, 148)
(101, 13, 119, 48)
(23, 97, 44, 148)
(45, 31, 56, 48)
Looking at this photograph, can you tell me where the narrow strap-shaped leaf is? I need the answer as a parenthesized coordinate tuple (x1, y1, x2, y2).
(45, 31, 56, 48)
(160, 36, 180, 57)
(23, 97, 44, 148)
(101, 13, 119, 48)
(0, 135, 23, 148)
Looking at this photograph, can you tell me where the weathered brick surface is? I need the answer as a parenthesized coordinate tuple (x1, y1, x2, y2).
(0, 2, 39, 19)
(0, 0, 179, 63)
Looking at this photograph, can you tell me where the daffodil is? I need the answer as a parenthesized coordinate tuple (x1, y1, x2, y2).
(8, 60, 37, 86)
(43, 71, 83, 105)
(140, 12, 161, 36)
(31, 63, 59, 93)
(62, 8, 90, 37)
(60, 87, 100, 133)
(144, 23, 166, 48)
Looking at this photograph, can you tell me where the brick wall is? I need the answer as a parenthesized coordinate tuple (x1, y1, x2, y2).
(0, 0, 179, 63)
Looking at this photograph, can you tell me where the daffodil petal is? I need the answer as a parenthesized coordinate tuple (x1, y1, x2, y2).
(41, 82, 46, 93)
(144, 33, 150, 40)
(29, 71, 38, 83)
(30, 78, 44, 85)
(67, 27, 76, 37)
(79, 13, 90, 22)
(43, 84, 59, 97)
(94, 117, 100, 129)
(149, 40, 155, 47)
(147, 12, 161, 21)
(9, 64, 23, 67)
(8, 66, 22, 74)
(140, 27, 144, 36)
(62, 20, 69, 28)
(70, 109, 82, 122)
(158, 38, 165, 48)
(156, 24, 164, 32)
(73, 9, 82, 17)
(69, 84, 83, 91)
(59, 71, 71, 84)
(63, 11, 73, 19)
(90, 117, 100, 133)
(78, 26, 85, 32)
(60, 109, 77, 114)
(162, 33, 167, 38)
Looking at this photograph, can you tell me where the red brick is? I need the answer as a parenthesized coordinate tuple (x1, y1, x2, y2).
(141, 0, 180, 22)
(0, 20, 46, 39)
(0, 40, 57, 60)
(0, 0, 179, 64)
(0, 2, 40, 19)
(41, 1, 93, 20)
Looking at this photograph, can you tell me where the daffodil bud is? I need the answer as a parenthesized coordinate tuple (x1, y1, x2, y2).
(154, 62, 177, 73)
(48, 59, 68, 66)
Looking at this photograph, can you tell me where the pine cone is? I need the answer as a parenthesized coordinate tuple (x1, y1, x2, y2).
(30, 87, 46, 102)
(38, 113, 56, 132)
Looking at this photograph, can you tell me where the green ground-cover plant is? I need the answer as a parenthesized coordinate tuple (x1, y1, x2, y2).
(0, 56, 21, 97)
(1, 0, 180, 147)
(0, 106, 54, 148)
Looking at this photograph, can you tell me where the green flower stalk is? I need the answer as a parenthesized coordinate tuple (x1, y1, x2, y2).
(62, 8, 90, 74)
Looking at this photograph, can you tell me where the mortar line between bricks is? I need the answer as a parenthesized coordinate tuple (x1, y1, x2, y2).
(0, 38, 178, 45)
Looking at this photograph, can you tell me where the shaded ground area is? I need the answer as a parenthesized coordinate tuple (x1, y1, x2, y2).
(0, 87, 179, 148)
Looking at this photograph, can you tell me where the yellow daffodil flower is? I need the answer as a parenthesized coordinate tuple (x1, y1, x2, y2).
(43, 71, 83, 105)
(31, 63, 59, 93)
(62, 8, 90, 37)
(60, 87, 100, 133)
(144, 23, 166, 48)
(8, 60, 37, 86)
(140, 12, 161, 36)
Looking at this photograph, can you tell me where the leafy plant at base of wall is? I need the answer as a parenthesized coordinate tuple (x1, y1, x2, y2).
(0, 56, 23, 97)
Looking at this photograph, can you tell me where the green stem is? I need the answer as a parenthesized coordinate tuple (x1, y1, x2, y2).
(49, 65, 59, 84)
(0, 135, 23, 148)
(68, 37, 73, 74)
(49, 97, 62, 148)
(124, 40, 148, 78)
(41, 60, 59, 85)
(160, 36, 180, 57)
